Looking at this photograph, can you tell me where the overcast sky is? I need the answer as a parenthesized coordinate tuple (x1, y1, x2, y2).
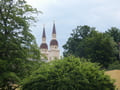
(26, 0, 120, 55)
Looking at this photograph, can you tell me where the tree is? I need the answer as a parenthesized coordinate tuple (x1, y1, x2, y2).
(106, 27, 120, 43)
(63, 25, 95, 57)
(83, 31, 117, 68)
(63, 26, 118, 68)
(22, 57, 115, 90)
(105, 27, 120, 60)
(0, 0, 41, 89)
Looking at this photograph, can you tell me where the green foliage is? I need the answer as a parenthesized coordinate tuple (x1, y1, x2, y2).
(106, 27, 120, 43)
(0, 0, 41, 89)
(22, 57, 115, 90)
(63, 25, 118, 68)
(108, 61, 120, 70)
(105, 27, 120, 60)
(63, 25, 95, 57)
(83, 31, 117, 68)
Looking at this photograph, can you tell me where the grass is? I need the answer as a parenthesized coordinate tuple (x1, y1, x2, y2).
(106, 70, 120, 90)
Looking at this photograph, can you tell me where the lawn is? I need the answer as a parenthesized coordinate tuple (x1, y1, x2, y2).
(106, 70, 120, 89)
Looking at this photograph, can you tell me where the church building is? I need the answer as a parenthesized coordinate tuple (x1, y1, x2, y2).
(40, 22, 60, 61)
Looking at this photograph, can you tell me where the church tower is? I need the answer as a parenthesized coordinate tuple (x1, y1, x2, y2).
(48, 22, 60, 61)
(40, 25, 48, 60)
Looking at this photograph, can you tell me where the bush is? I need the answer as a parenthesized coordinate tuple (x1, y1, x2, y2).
(22, 57, 115, 90)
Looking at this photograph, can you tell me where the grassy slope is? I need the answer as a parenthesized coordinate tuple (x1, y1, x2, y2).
(106, 70, 120, 89)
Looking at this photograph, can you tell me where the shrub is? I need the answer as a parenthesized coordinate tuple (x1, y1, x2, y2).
(22, 57, 115, 90)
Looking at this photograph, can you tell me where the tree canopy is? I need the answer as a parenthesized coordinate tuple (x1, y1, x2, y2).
(105, 27, 120, 43)
(0, 0, 41, 89)
(63, 25, 95, 57)
(22, 57, 115, 90)
(63, 25, 118, 68)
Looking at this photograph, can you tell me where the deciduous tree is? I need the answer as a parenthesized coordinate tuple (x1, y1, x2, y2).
(63, 26, 118, 68)
(0, 0, 41, 89)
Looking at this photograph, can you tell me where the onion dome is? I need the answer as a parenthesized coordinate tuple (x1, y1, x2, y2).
(40, 43, 48, 49)
(50, 39, 58, 46)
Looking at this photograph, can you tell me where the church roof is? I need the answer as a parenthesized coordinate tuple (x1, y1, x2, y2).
(40, 43, 48, 49)
(50, 39, 58, 46)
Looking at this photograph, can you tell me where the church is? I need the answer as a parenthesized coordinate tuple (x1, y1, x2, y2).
(40, 22, 60, 61)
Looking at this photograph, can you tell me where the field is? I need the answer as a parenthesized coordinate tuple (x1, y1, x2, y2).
(106, 70, 120, 89)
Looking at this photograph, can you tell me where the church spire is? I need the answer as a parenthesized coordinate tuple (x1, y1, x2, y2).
(52, 21, 56, 39)
(42, 25, 47, 43)
(42, 24, 46, 38)
(52, 21, 56, 34)
(50, 21, 58, 47)
(40, 25, 48, 49)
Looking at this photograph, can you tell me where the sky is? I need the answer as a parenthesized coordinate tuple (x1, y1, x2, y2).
(26, 0, 120, 55)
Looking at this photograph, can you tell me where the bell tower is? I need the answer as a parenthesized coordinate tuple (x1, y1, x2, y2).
(48, 22, 60, 61)
(40, 25, 48, 60)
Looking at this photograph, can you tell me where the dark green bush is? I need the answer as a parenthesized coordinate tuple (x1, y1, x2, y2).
(22, 57, 115, 90)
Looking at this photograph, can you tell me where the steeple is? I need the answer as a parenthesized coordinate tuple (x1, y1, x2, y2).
(52, 21, 56, 34)
(42, 25, 46, 38)
(50, 21, 58, 48)
(40, 25, 48, 49)
(42, 25, 46, 43)
(40, 25, 48, 61)
(52, 21, 56, 39)
(49, 21, 60, 61)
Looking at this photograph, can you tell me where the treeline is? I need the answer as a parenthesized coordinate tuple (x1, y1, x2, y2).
(63, 25, 120, 69)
